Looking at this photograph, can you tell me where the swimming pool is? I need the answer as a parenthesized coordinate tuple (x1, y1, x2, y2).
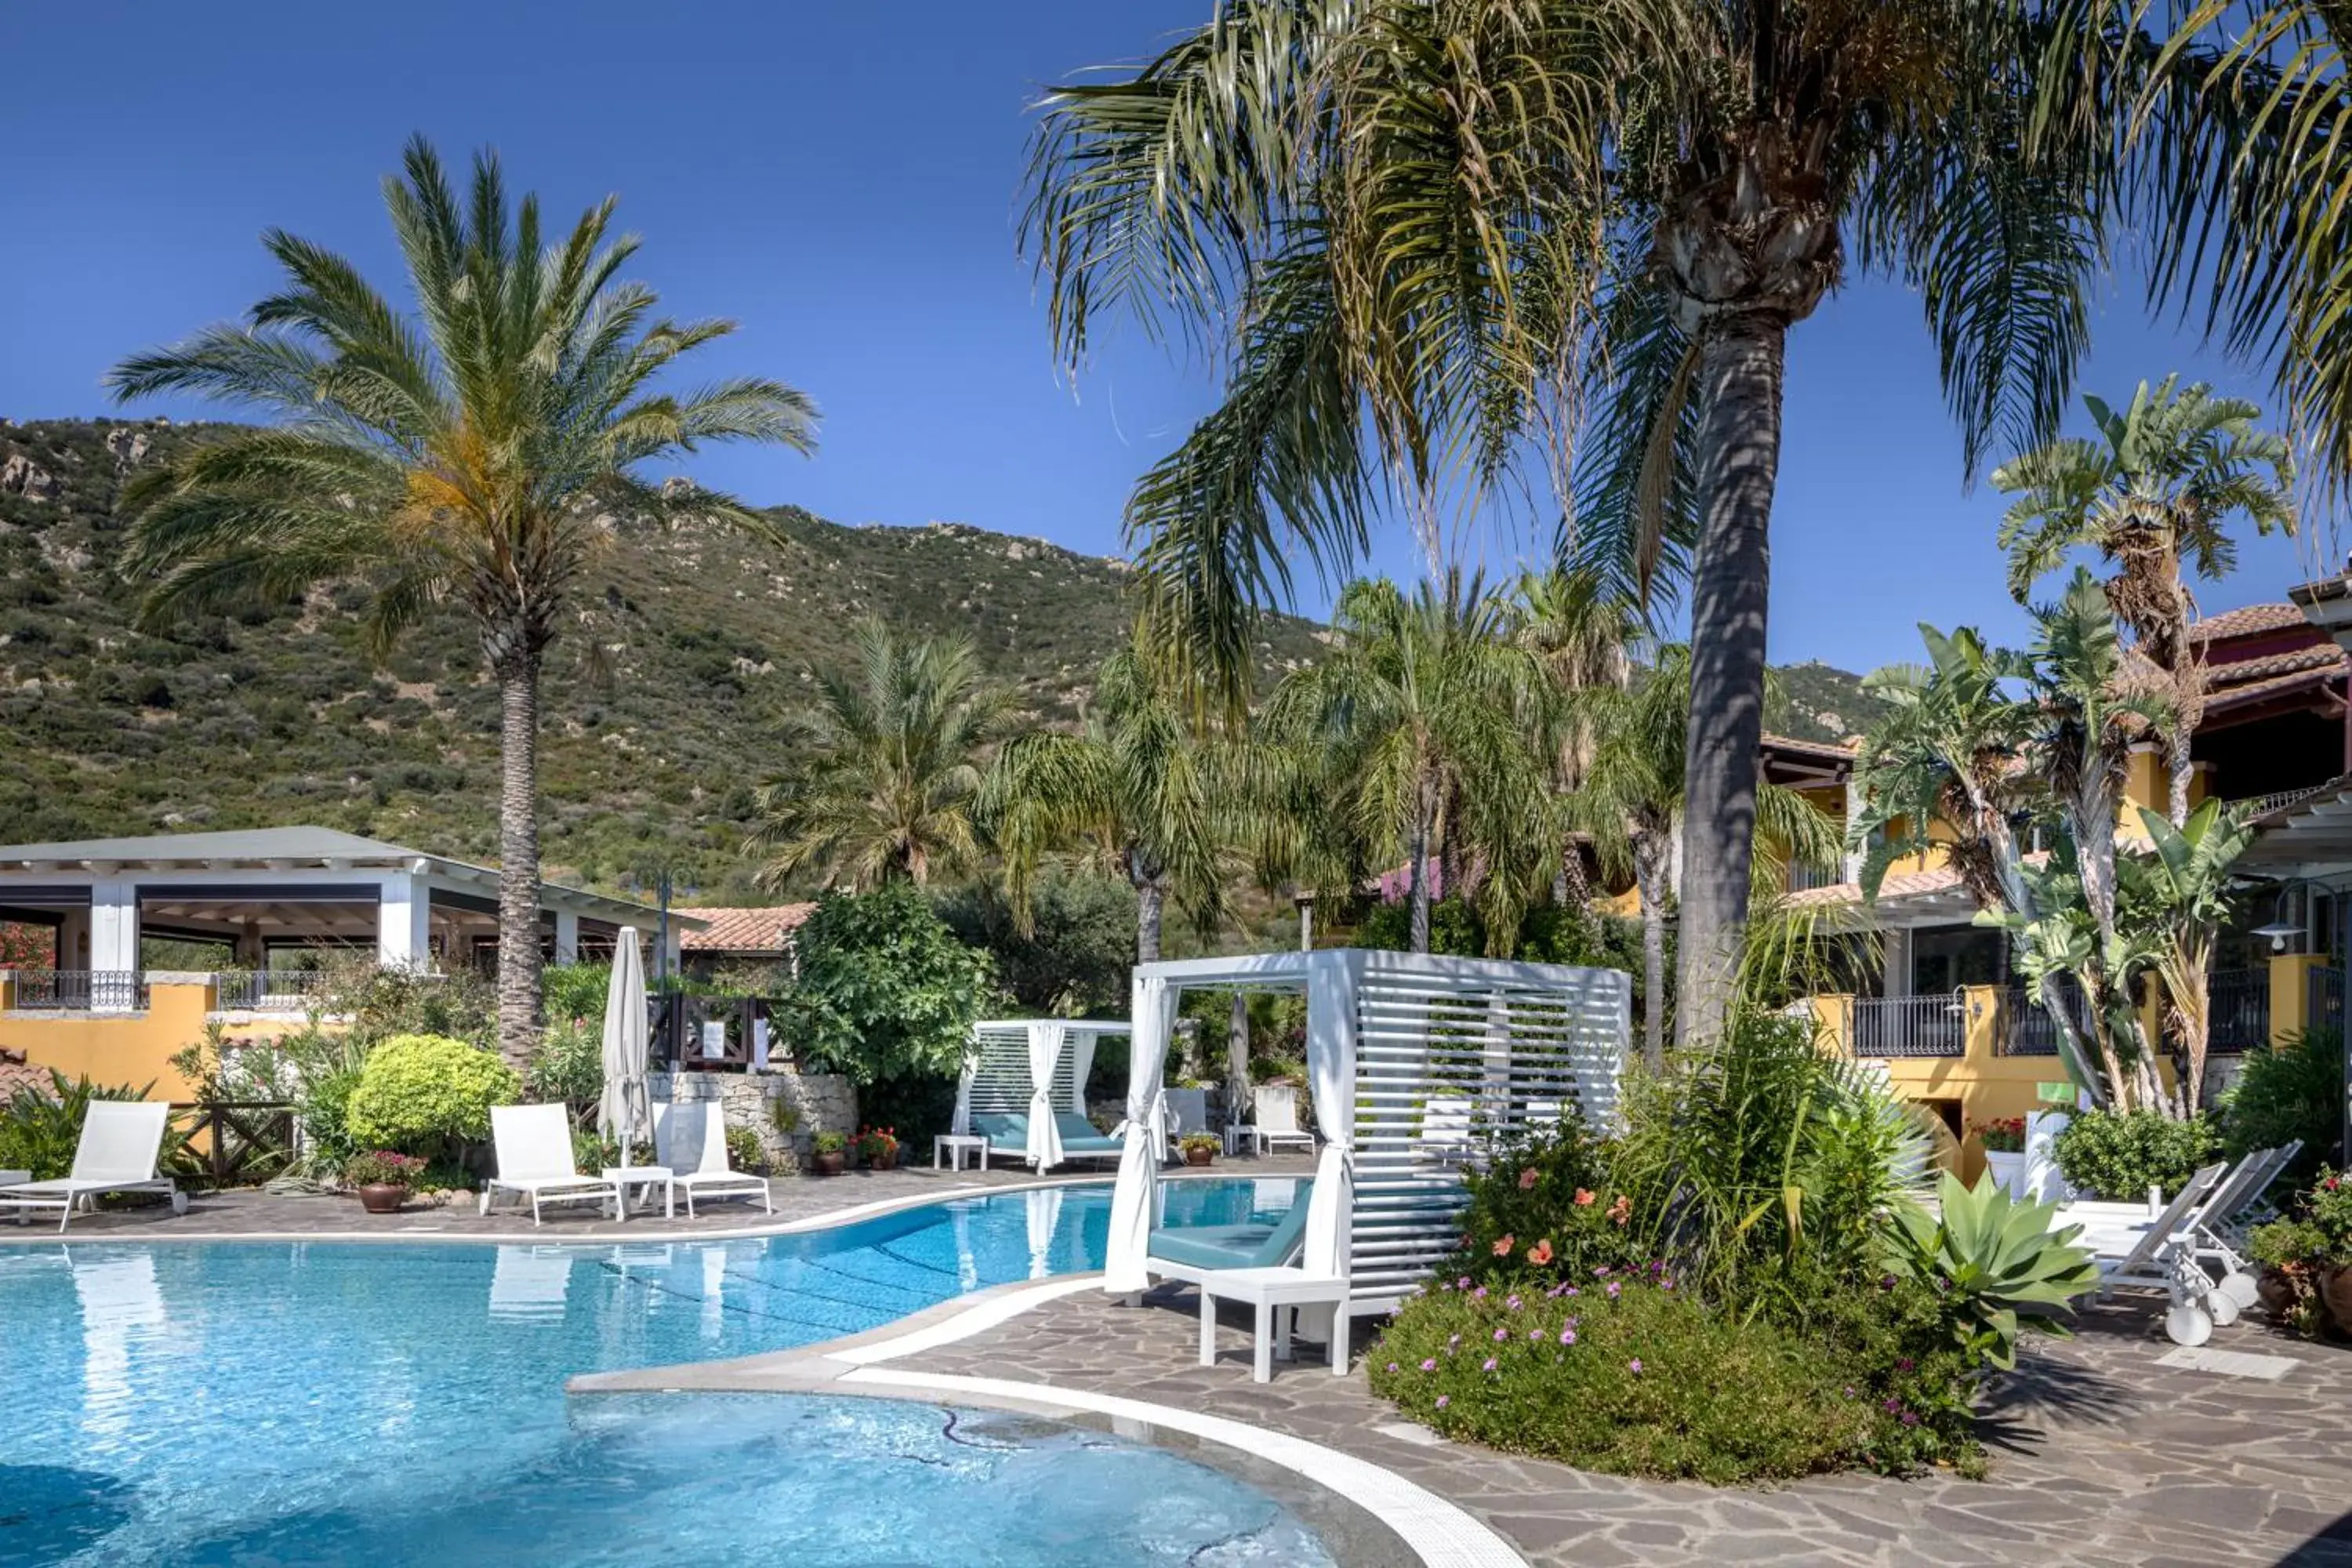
(1, 1178, 1327, 1566)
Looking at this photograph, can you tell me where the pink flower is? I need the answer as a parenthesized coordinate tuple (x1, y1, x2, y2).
(1573, 1188, 1595, 1207)
(1493, 1328, 1508, 1342)
(1457, 1276, 1472, 1290)
(1386, 1362, 1399, 1373)
(1527, 1239, 1554, 1266)
(1491, 1233, 1516, 1257)
(1518, 1167, 1540, 1191)
(1420, 1358, 1436, 1371)
(1482, 1357, 1497, 1371)
(1628, 1358, 1643, 1374)
(1606, 1280, 1621, 1299)
(1472, 1286, 1489, 1300)
(1530, 1329, 1544, 1341)
(1559, 1327, 1577, 1345)
(1436, 1395, 1450, 1409)
(1505, 1294, 1523, 1311)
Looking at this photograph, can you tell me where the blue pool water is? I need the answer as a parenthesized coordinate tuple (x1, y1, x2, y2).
(0, 1178, 1327, 1566)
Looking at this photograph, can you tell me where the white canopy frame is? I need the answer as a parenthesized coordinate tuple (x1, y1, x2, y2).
(1104, 949, 1629, 1322)
(954, 1018, 1133, 1170)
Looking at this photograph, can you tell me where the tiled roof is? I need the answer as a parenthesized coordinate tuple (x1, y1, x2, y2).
(2205, 643, 2344, 688)
(1784, 866, 1965, 910)
(1759, 733, 1860, 760)
(0, 1048, 49, 1102)
(2202, 662, 2348, 714)
(678, 904, 815, 954)
(2190, 603, 2310, 642)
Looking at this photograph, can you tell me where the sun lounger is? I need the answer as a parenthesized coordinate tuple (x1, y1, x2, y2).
(0, 1101, 185, 1233)
(970, 1111, 1124, 1167)
(1251, 1085, 1314, 1156)
(1146, 1180, 1315, 1279)
(2060, 1145, 2302, 1315)
(478, 1104, 622, 1225)
(652, 1101, 772, 1218)
(2066, 1162, 2231, 1346)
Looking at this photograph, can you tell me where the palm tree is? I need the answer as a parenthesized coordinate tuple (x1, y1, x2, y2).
(1265, 572, 1554, 954)
(750, 620, 1012, 892)
(1994, 378, 2293, 825)
(107, 138, 816, 1068)
(1516, 567, 1640, 915)
(1024, 2, 2131, 1045)
(983, 636, 1268, 964)
(2125, 800, 2254, 1114)
(1574, 647, 1839, 1067)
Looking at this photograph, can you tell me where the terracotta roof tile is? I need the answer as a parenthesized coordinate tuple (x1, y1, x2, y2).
(0, 1048, 49, 1102)
(1760, 733, 1860, 760)
(1785, 866, 1966, 911)
(677, 905, 815, 954)
(2203, 643, 2346, 688)
(2190, 602, 2310, 641)
(2202, 662, 2349, 713)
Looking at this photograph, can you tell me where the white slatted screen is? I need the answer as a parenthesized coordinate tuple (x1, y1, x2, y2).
(964, 1022, 1077, 1116)
(1348, 960, 1629, 1301)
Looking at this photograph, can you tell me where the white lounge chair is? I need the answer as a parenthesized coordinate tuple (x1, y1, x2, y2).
(1251, 1085, 1314, 1156)
(0, 1101, 186, 1232)
(2060, 1145, 2301, 1315)
(478, 1104, 622, 1225)
(2067, 1162, 2231, 1347)
(652, 1101, 772, 1218)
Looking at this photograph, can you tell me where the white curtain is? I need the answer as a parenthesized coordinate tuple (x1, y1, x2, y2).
(950, 1036, 978, 1137)
(1067, 1029, 1099, 1114)
(1025, 1021, 1069, 1170)
(1104, 973, 1179, 1294)
(1301, 954, 1356, 1280)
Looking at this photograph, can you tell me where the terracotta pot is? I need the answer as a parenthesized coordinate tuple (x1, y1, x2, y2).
(2257, 1265, 2301, 1319)
(811, 1151, 846, 1177)
(2322, 1265, 2352, 1334)
(867, 1148, 898, 1171)
(1185, 1146, 1215, 1167)
(357, 1183, 409, 1214)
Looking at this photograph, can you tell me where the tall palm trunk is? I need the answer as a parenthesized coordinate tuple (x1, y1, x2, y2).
(1406, 811, 1432, 954)
(1133, 858, 1166, 964)
(1634, 830, 1671, 1069)
(490, 637, 545, 1073)
(1675, 315, 1786, 1045)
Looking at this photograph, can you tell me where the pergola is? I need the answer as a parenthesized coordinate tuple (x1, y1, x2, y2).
(1105, 949, 1630, 1318)
(953, 1018, 1133, 1170)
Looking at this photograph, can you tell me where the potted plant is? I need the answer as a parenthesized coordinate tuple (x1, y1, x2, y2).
(1178, 1131, 1221, 1167)
(809, 1131, 848, 1177)
(2248, 1171, 2352, 1336)
(1973, 1116, 2027, 1196)
(345, 1149, 425, 1214)
(857, 1126, 900, 1171)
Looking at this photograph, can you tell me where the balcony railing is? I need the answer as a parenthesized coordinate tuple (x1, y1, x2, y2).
(2209, 967, 2270, 1054)
(2308, 965, 2346, 1040)
(211, 970, 335, 1012)
(1853, 993, 1966, 1058)
(8, 970, 147, 1011)
(2000, 982, 2083, 1058)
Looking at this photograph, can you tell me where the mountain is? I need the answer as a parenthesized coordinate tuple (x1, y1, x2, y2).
(0, 416, 1881, 900)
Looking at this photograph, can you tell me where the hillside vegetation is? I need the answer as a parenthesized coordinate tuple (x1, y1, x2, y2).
(0, 417, 1881, 899)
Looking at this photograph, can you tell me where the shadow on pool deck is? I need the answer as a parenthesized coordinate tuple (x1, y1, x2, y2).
(0, 1154, 1316, 1243)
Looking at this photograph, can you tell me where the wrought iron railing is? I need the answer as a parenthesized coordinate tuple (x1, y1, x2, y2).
(2209, 967, 2270, 1054)
(1853, 993, 1966, 1058)
(211, 970, 334, 1011)
(8, 970, 147, 1011)
(2000, 982, 2082, 1057)
(2307, 965, 2345, 1041)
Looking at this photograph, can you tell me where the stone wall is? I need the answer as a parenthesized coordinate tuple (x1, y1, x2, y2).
(650, 1068, 857, 1171)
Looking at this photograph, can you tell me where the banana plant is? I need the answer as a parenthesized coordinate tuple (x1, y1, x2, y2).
(1883, 1173, 2101, 1371)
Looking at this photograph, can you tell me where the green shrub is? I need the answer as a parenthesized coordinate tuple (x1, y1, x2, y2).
(2220, 1029, 2343, 1181)
(301, 1065, 365, 1167)
(1369, 1278, 1876, 1483)
(526, 1018, 604, 1112)
(724, 1122, 766, 1174)
(542, 962, 612, 1028)
(1882, 1174, 2100, 1370)
(779, 884, 1001, 1088)
(1446, 1119, 1641, 1287)
(344, 1034, 519, 1156)
(2053, 1109, 2220, 1200)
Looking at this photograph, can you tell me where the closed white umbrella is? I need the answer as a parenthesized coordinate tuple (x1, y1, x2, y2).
(597, 927, 652, 1170)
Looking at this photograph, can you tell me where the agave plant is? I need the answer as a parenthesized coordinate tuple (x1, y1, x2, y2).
(1885, 1174, 2100, 1372)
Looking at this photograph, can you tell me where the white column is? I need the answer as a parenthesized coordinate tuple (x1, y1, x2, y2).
(660, 920, 683, 977)
(377, 873, 432, 971)
(1882, 928, 1913, 998)
(89, 880, 140, 977)
(553, 910, 579, 966)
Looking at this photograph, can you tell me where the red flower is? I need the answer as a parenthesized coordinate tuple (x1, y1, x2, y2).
(1573, 1189, 1595, 1207)
(1518, 1167, 1541, 1191)
(1491, 1233, 1515, 1257)
(1527, 1239, 1554, 1266)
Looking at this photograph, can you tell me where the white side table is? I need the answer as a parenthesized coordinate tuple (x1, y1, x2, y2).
(1195, 1266, 1352, 1381)
(603, 1166, 674, 1221)
(1222, 1125, 1258, 1157)
(934, 1134, 989, 1172)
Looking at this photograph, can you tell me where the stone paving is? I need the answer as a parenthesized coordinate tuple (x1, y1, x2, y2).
(896, 1287, 2352, 1567)
(0, 1153, 1314, 1240)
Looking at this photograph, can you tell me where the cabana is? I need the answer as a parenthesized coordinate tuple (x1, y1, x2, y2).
(953, 1018, 1133, 1171)
(1108, 949, 1628, 1369)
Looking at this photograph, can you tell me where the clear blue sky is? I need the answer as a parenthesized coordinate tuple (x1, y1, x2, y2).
(2, 1, 2332, 676)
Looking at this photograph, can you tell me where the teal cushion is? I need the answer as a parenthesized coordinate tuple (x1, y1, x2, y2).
(1149, 1182, 1313, 1270)
(970, 1113, 1028, 1145)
